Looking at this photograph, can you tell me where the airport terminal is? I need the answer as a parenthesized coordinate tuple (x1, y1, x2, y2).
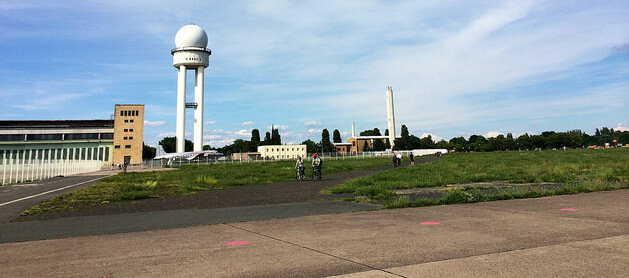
(0, 104, 144, 166)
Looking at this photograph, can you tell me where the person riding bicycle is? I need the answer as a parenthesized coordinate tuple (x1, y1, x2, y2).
(312, 153, 322, 177)
(295, 156, 305, 178)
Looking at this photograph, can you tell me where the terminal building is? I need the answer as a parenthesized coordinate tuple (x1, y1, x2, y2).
(0, 104, 144, 166)
(257, 144, 307, 160)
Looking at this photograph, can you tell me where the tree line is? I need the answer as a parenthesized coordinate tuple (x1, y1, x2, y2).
(144, 125, 628, 158)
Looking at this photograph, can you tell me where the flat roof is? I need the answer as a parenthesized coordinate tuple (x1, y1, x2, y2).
(0, 120, 114, 129)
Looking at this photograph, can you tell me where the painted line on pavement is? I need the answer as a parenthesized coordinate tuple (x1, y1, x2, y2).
(0, 176, 105, 207)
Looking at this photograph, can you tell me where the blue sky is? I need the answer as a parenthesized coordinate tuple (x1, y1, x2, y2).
(1, 0, 628, 147)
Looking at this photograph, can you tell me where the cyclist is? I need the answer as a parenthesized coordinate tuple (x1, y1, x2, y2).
(295, 156, 305, 180)
(312, 153, 322, 179)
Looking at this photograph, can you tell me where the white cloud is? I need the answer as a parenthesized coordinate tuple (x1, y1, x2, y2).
(304, 121, 322, 128)
(144, 120, 166, 127)
(614, 124, 629, 132)
(235, 129, 250, 136)
(205, 120, 216, 125)
(420, 133, 444, 142)
(485, 131, 504, 138)
(241, 121, 256, 126)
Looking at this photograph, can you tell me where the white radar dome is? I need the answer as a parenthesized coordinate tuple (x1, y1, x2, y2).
(175, 24, 208, 48)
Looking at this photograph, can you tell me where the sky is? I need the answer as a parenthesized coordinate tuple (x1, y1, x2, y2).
(1, 0, 628, 148)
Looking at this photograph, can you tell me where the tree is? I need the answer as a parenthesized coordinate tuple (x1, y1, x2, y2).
(271, 127, 281, 145)
(142, 143, 155, 159)
(399, 124, 410, 150)
(263, 132, 271, 144)
(159, 137, 193, 153)
(333, 129, 342, 143)
(251, 129, 260, 143)
(449, 136, 468, 152)
(301, 139, 318, 154)
(321, 129, 334, 152)
(360, 128, 382, 136)
(372, 139, 387, 151)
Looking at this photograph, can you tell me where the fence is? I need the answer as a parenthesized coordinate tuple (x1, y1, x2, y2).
(143, 149, 446, 168)
(1, 159, 103, 186)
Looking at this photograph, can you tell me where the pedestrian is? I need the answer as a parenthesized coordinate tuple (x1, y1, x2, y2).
(393, 154, 398, 167)
(396, 152, 402, 167)
(409, 153, 415, 166)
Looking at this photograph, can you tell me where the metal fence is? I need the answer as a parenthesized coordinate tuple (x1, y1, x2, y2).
(142, 150, 422, 168)
(1, 159, 103, 186)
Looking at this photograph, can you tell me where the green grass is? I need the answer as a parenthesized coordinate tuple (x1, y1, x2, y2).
(20, 157, 392, 216)
(324, 149, 629, 207)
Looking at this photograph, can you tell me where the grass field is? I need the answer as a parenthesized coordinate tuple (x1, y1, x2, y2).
(20, 148, 629, 215)
(324, 148, 629, 208)
(20, 157, 392, 215)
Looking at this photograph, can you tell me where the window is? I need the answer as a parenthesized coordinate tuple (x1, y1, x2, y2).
(130, 119, 134, 123)
(120, 111, 123, 116)
(115, 145, 121, 149)
(124, 120, 129, 123)
(125, 145, 131, 149)
(129, 129, 134, 132)
(129, 136, 133, 140)
(123, 137, 128, 140)
(124, 129, 128, 132)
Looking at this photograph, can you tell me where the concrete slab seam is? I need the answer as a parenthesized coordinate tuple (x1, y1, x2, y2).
(398, 234, 629, 268)
(223, 223, 409, 278)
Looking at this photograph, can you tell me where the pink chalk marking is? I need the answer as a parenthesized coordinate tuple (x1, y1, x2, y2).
(226, 241, 251, 246)
(420, 222, 440, 226)
(560, 208, 578, 211)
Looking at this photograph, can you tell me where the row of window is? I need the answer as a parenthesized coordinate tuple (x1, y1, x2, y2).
(114, 145, 132, 149)
(120, 110, 140, 117)
(123, 119, 135, 123)
(123, 137, 134, 140)
(265, 154, 301, 159)
(0, 147, 110, 161)
(123, 129, 134, 132)
(0, 133, 114, 142)
(265, 147, 305, 152)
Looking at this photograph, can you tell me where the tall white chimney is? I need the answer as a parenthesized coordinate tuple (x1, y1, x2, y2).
(386, 86, 396, 149)
(351, 121, 355, 138)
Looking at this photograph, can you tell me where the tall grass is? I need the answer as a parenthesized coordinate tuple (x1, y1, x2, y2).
(327, 149, 629, 200)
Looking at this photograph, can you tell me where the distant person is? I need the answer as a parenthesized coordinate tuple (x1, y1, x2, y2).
(396, 152, 402, 167)
(409, 153, 415, 166)
(295, 156, 305, 177)
(393, 154, 398, 167)
(312, 153, 322, 176)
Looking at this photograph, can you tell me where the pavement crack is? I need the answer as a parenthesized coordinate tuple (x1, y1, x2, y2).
(224, 223, 408, 278)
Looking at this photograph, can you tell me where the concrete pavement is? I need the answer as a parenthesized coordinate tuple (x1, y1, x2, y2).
(1, 189, 627, 277)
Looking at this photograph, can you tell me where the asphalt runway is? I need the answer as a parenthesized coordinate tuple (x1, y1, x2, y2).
(1, 189, 627, 277)
(0, 172, 115, 222)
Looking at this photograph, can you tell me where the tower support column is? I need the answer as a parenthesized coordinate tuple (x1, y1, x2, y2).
(386, 86, 396, 150)
(194, 66, 205, 151)
(176, 65, 187, 153)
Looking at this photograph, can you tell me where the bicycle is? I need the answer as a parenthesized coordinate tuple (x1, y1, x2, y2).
(296, 166, 305, 181)
(312, 166, 322, 181)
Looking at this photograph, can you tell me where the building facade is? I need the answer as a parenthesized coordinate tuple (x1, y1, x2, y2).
(0, 104, 144, 166)
(257, 144, 307, 160)
(112, 104, 144, 165)
(0, 120, 114, 165)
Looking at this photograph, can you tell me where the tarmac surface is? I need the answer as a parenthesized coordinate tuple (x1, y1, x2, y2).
(0, 161, 628, 277)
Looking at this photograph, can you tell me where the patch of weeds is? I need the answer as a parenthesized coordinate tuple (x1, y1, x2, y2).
(439, 188, 476, 204)
(386, 196, 410, 208)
